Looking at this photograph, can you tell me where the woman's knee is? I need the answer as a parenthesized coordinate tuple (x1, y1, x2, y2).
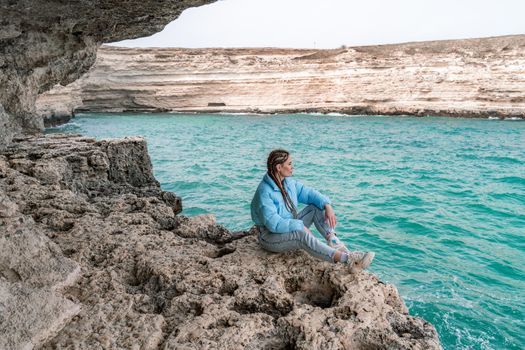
(305, 204, 318, 211)
(295, 230, 310, 241)
(297, 230, 320, 248)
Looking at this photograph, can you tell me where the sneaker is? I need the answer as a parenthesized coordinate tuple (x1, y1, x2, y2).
(326, 232, 349, 252)
(347, 251, 375, 273)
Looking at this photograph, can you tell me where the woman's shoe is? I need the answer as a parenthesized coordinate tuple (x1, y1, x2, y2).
(347, 251, 375, 273)
(326, 232, 350, 252)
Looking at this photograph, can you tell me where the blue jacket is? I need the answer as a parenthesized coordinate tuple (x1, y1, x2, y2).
(251, 173, 331, 233)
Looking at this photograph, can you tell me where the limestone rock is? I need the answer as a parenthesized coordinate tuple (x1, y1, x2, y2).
(0, 134, 441, 349)
(0, 0, 215, 148)
(37, 37, 525, 120)
(0, 134, 183, 349)
(0, 227, 80, 290)
(34, 83, 82, 127)
(172, 214, 238, 244)
(102, 136, 160, 187)
(0, 192, 18, 217)
(0, 282, 81, 350)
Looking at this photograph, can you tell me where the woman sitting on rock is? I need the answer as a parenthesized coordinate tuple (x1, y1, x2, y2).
(251, 148, 375, 272)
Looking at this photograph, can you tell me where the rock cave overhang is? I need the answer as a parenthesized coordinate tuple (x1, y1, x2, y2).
(0, 0, 217, 148)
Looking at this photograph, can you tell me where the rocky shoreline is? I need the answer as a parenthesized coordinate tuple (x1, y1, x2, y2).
(6, 2, 507, 348)
(0, 134, 441, 349)
(37, 36, 525, 121)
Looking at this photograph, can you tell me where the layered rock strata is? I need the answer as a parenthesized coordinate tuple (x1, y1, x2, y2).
(0, 134, 441, 349)
(37, 35, 525, 120)
(0, 0, 214, 148)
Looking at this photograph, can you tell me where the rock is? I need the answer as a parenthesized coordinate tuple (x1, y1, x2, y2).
(172, 214, 236, 244)
(0, 105, 12, 148)
(0, 282, 81, 350)
(35, 83, 82, 127)
(0, 226, 80, 289)
(0, 0, 216, 149)
(0, 134, 184, 349)
(37, 37, 525, 120)
(0, 134, 441, 349)
(0, 193, 18, 217)
(102, 137, 159, 187)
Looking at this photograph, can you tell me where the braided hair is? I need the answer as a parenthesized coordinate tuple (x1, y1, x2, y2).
(267, 149, 298, 218)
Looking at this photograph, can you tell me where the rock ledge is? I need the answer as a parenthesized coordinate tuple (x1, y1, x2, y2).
(0, 135, 441, 349)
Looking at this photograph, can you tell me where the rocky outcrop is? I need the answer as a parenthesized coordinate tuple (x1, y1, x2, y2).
(37, 36, 525, 120)
(0, 134, 182, 349)
(0, 0, 214, 149)
(35, 84, 82, 127)
(0, 134, 441, 349)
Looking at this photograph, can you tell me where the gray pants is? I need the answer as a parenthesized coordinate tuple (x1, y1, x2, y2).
(257, 204, 337, 262)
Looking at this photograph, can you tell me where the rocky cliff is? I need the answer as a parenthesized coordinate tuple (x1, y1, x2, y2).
(0, 134, 441, 349)
(0, 0, 214, 149)
(37, 36, 525, 119)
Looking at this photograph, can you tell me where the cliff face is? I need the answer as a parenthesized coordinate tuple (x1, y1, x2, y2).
(38, 36, 525, 119)
(0, 135, 440, 349)
(0, 0, 214, 148)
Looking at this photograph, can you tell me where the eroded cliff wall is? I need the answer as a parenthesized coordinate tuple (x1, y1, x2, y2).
(38, 36, 525, 119)
(0, 0, 214, 148)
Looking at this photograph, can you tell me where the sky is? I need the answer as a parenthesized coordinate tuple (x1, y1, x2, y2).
(111, 0, 525, 49)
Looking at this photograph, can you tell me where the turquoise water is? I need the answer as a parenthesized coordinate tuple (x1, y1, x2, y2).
(47, 113, 525, 350)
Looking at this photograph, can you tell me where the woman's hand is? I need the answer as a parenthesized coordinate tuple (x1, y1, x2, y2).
(324, 204, 337, 229)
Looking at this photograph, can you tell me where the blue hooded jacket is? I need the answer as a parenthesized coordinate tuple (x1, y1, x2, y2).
(251, 173, 331, 233)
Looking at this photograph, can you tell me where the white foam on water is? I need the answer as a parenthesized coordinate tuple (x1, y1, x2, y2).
(47, 121, 80, 129)
(324, 112, 348, 116)
(453, 325, 495, 350)
(215, 112, 266, 116)
(296, 112, 325, 116)
(168, 111, 198, 114)
(296, 112, 358, 117)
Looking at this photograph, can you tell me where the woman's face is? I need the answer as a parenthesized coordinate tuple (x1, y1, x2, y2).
(277, 156, 294, 178)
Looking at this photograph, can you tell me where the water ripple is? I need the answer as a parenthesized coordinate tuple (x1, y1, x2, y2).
(47, 113, 525, 350)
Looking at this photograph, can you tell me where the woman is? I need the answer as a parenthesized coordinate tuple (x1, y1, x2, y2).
(251, 149, 374, 272)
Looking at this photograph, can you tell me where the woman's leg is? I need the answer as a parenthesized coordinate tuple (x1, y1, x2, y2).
(258, 226, 337, 262)
(297, 204, 333, 239)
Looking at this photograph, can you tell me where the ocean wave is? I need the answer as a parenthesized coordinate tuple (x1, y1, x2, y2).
(324, 112, 350, 116)
(484, 155, 522, 164)
(496, 176, 525, 185)
(167, 111, 198, 114)
(296, 112, 325, 116)
(45, 121, 80, 130)
(215, 112, 266, 116)
(295, 112, 357, 117)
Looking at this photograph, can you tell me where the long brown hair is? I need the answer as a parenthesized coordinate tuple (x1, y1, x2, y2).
(267, 149, 298, 218)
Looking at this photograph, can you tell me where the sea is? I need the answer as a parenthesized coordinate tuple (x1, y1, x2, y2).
(47, 112, 525, 350)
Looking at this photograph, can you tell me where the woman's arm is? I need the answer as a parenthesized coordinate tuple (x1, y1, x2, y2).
(295, 180, 331, 209)
(324, 203, 336, 229)
(295, 180, 336, 229)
